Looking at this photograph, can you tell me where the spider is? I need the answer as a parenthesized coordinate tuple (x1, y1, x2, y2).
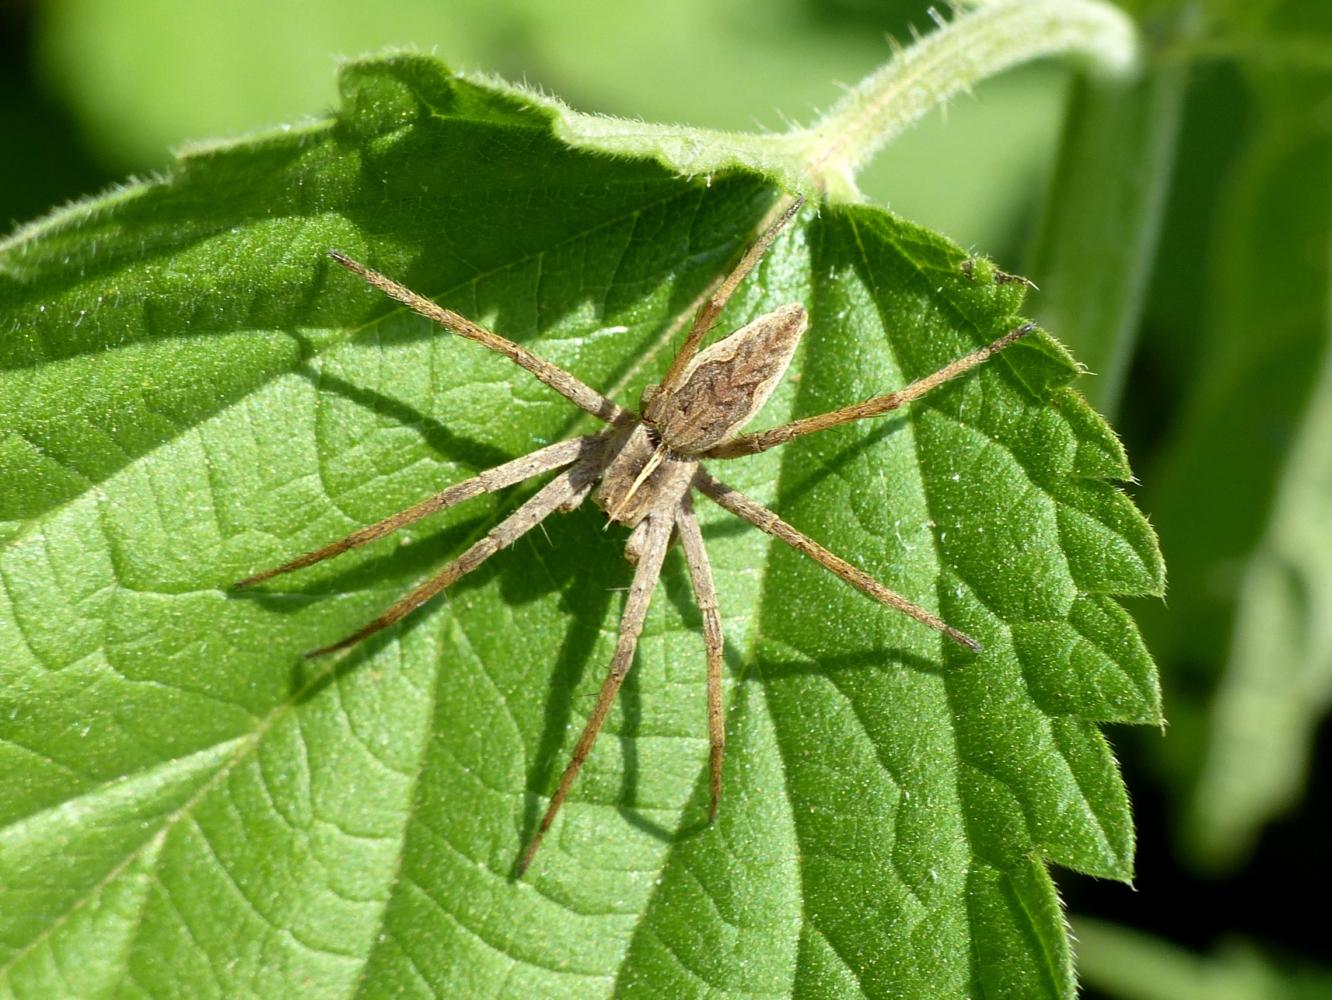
(235, 195, 1033, 875)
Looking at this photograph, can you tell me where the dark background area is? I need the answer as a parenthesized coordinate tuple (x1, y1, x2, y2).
(1, 1, 115, 233)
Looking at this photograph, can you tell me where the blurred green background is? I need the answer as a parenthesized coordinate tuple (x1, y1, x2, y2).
(2, 0, 1069, 257)
(4, 0, 1330, 997)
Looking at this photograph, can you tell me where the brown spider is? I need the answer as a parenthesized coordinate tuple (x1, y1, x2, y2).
(235, 195, 1033, 874)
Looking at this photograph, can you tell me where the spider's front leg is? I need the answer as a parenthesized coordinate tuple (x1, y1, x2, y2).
(328, 251, 628, 426)
(235, 434, 608, 658)
(308, 459, 603, 656)
(515, 427, 702, 874)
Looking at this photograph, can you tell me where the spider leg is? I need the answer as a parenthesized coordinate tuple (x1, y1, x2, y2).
(675, 497, 726, 822)
(235, 436, 605, 589)
(705, 322, 1035, 459)
(658, 196, 804, 393)
(306, 461, 600, 657)
(329, 252, 628, 426)
(517, 511, 674, 876)
(693, 468, 981, 652)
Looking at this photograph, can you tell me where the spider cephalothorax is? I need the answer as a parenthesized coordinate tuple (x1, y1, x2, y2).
(235, 196, 1033, 874)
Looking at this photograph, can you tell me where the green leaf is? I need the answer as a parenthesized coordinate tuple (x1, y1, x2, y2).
(1, 54, 1160, 998)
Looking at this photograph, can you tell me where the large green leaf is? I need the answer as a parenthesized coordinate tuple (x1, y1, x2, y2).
(0, 55, 1161, 997)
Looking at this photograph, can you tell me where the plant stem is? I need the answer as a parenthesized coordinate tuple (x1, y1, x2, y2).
(1026, 74, 1187, 417)
(520, 0, 1138, 201)
(793, 0, 1138, 198)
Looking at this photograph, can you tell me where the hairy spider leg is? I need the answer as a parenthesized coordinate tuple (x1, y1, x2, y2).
(658, 195, 805, 394)
(675, 497, 726, 820)
(706, 322, 1036, 459)
(517, 511, 675, 875)
(694, 468, 982, 652)
(328, 252, 627, 426)
(306, 460, 602, 656)
(234, 436, 602, 589)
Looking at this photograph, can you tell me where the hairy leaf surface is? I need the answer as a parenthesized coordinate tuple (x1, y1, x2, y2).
(0, 55, 1161, 998)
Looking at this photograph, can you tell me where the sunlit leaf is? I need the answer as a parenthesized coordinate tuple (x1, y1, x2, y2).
(0, 55, 1160, 997)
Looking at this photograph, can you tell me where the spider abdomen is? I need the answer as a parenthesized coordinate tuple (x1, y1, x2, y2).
(645, 302, 807, 454)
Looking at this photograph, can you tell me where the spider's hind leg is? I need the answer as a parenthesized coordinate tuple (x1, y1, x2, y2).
(658, 195, 805, 394)
(676, 497, 726, 822)
(328, 252, 627, 425)
(517, 510, 675, 876)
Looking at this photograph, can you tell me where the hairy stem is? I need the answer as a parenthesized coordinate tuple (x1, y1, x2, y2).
(794, 0, 1139, 197)
(536, 0, 1139, 200)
